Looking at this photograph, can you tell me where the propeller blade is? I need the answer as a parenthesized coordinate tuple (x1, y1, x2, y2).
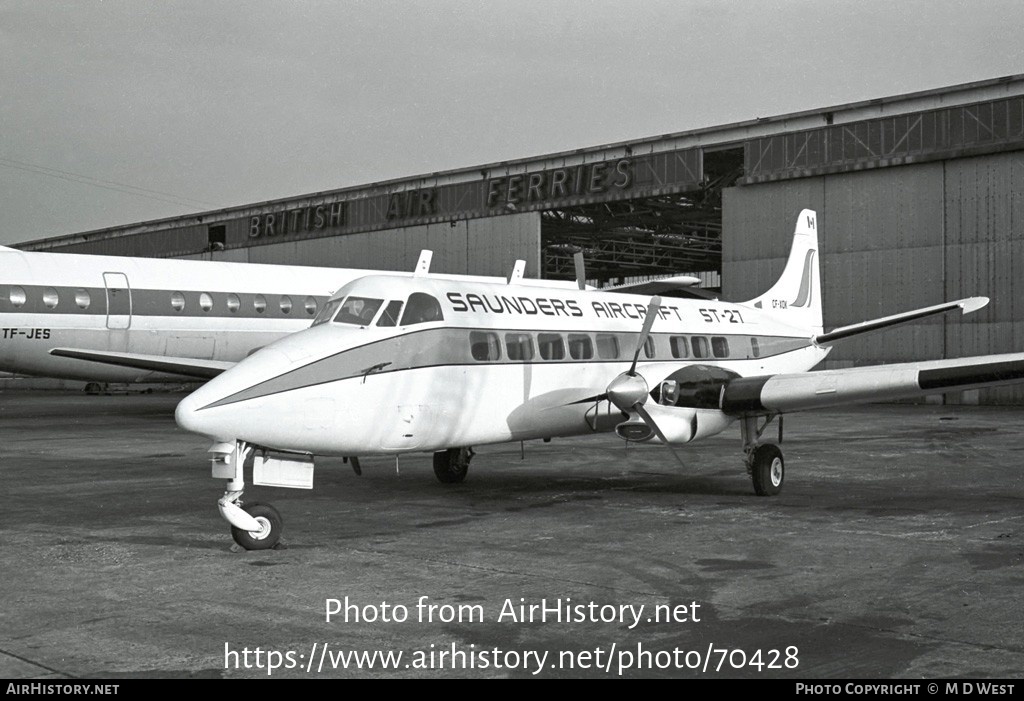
(628, 295, 662, 376)
(634, 403, 687, 469)
(573, 252, 587, 290)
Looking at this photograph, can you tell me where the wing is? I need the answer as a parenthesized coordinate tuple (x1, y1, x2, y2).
(49, 348, 233, 380)
(720, 353, 1024, 415)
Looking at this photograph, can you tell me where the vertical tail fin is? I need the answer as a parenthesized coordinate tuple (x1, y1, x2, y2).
(745, 209, 823, 334)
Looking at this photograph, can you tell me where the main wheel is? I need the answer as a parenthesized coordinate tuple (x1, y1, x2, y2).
(433, 447, 472, 484)
(230, 502, 283, 550)
(750, 444, 784, 496)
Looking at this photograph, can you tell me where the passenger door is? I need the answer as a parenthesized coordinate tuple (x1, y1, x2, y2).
(103, 273, 132, 330)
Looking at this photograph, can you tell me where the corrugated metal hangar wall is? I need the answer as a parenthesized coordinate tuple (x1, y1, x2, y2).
(723, 150, 1024, 404)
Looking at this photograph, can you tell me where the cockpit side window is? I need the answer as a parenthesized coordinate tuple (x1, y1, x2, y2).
(400, 292, 444, 325)
(376, 300, 404, 327)
(311, 298, 343, 327)
(334, 296, 384, 325)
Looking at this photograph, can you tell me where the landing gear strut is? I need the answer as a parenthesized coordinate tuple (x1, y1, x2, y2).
(741, 415, 785, 496)
(433, 447, 473, 483)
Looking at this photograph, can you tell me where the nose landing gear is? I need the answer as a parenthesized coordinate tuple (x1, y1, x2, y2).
(211, 441, 285, 551)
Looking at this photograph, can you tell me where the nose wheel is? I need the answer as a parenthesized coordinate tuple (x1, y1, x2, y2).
(229, 502, 283, 550)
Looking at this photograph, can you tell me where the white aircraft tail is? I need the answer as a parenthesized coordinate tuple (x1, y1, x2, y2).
(745, 209, 823, 334)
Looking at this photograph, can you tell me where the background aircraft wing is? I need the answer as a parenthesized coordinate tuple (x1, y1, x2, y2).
(604, 275, 714, 296)
(720, 352, 1024, 415)
(49, 348, 233, 380)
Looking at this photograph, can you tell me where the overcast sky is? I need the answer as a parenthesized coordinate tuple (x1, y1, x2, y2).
(1, 0, 1022, 245)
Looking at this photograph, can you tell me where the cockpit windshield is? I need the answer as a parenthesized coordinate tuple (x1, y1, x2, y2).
(333, 296, 384, 325)
(311, 297, 343, 327)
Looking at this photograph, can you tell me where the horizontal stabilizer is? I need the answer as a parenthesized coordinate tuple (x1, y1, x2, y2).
(812, 297, 988, 346)
(720, 352, 1024, 415)
(605, 275, 703, 295)
(49, 348, 234, 380)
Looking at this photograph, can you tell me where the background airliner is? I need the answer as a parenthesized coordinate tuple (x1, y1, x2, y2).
(0, 246, 590, 386)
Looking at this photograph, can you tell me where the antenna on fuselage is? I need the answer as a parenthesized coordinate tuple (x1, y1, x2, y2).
(573, 252, 587, 291)
(413, 250, 433, 277)
(507, 260, 525, 284)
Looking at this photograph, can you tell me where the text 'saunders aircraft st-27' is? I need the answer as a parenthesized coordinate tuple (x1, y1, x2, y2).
(175, 209, 1024, 550)
(0, 245, 586, 386)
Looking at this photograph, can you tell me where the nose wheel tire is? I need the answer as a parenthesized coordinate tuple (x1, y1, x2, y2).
(750, 444, 784, 496)
(230, 502, 283, 550)
(433, 447, 473, 484)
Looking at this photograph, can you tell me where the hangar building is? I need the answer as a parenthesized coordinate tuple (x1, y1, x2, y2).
(19, 75, 1024, 403)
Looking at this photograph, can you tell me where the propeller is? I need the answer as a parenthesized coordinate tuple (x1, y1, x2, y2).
(573, 251, 587, 290)
(601, 295, 686, 468)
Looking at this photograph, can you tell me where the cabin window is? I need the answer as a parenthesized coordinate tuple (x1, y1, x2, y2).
(254, 294, 267, 314)
(712, 336, 729, 358)
(334, 296, 383, 325)
(470, 331, 501, 361)
(692, 336, 710, 358)
(568, 334, 593, 360)
(311, 297, 343, 327)
(304, 297, 318, 316)
(9, 286, 26, 307)
(75, 289, 91, 309)
(170, 292, 185, 312)
(199, 293, 214, 312)
(280, 295, 293, 314)
(596, 334, 619, 359)
(538, 333, 565, 360)
(505, 333, 535, 361)
(376, 300, 404, 327)
(670, 336, 689, 359)
(750, 337, 761, 358)
(400, 293, 443, 325)
(43, 288, 59, 309)
(643, 336, 656, 358)
(226, 294, 241, 313)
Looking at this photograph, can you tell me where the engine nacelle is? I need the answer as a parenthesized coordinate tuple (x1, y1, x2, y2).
(613, 364, 741, 445)
(614, 404, 734, 445)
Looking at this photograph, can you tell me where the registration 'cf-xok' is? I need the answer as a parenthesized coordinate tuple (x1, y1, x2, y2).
(176, 210, 1024, 550)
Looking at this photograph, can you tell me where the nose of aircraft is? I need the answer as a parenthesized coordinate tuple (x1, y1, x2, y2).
(174, 347, 294, 441)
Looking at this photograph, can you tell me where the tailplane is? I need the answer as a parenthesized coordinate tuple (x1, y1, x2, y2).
(745, 209, 823, 334)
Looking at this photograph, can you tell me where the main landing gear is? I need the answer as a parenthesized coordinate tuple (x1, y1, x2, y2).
(433, 447, 474, 484)
(741, 414, 785, 496)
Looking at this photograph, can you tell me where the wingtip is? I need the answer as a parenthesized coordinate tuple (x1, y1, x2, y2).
(960, 297, 989, 314)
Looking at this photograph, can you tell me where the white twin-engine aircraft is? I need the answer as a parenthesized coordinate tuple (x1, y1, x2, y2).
(175, 209, 1024, 550)
(0, 245, 587, 385)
